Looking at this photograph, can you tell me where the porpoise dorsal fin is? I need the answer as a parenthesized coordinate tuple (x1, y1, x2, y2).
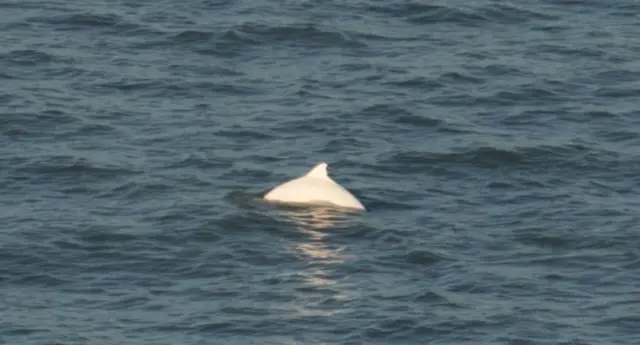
(305, 162, 329, 179)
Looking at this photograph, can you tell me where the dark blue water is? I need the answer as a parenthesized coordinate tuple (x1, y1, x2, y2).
(2, 0, 640, 344)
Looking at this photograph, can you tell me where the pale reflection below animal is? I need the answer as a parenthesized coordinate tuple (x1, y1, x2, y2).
(275, 204, 356, 231)
(263, 162, 366, 212)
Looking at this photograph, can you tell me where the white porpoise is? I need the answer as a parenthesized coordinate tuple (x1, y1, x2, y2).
(263, 162, 366, 212)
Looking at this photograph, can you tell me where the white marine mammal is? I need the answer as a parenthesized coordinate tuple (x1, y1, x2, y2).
(263, 162, 366, 211)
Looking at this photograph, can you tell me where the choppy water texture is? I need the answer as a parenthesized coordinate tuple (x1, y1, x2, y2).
(2, 0, 640, 344)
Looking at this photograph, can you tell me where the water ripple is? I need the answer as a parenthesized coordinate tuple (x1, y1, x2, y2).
(1, 0, 639, 344)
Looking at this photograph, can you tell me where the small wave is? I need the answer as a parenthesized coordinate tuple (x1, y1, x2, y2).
(115, 181, 173, 201)
(381, 142, 624, 173)
(355, 192, 421, 211)
(593, 69, 640, 84)
(599, 129, 640, 144)
(4, 109, 79, 133)
(2, 328, 44, 336)
(231, 22, 365, 47)
(593, 314, 640, 330)
(215, 127, 274, 140)
(78, 227, 139, 247)
(2, 50, 59, 66)
(218, 28, 260, 44)
(364, 317, 420, 338)
(406, 249, 445, 266)
(532, 43, 606, 60)
(51, 13, 118, 27)
(100, 295, 152, 311)
(94, 79, 262, 97)
(495, 86, 560, 103)
(15, 155, 140, 183)
(13, 272, 70, 287)
(320, 137, 371, 154)
(481, 64, 529, 77)
(515, 232, 573, 251)
(432, 83, 564, 107)
(76, 121, 117, 136)
(167, 153, 235, 171)
(414, 288, 463, 308)
(29, 12, 137, 30)
(173, 30, 215, 43)
(395, 114, 441, 128)
(200, 22, 365, 57)
(1, 248, 71, 287)
(372, 2, 557, 26)
(97, 79, 158, 92)
(437, 71, 484, 85)
(219, 167, 274, 187)
(368, 2, 440, 16)
(593, 86, 640, 99)
(144, 28, 258, 58)
(384, 76, 444, 90)
(160, 22, 366, 58)
(351, 32, 426, 42)
(385, 147, 523, 170)
(406, 6, 487, 26)
(132, 29, 214, 50)
(479, 4, 560, 24)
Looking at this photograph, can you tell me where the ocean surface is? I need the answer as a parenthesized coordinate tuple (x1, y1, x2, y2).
(2, 0, 640, 344)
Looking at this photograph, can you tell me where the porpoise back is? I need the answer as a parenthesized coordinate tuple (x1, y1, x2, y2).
(263, 162, 365, 211)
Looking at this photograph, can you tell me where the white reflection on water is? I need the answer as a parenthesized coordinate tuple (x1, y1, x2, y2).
(276, 206, 356, 258)
(275, 206, 361, 317)
(275, 205, 359, 231)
